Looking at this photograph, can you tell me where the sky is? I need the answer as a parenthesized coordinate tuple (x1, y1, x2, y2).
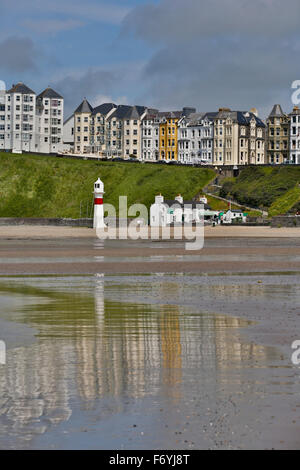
(0, 0, 299, 119)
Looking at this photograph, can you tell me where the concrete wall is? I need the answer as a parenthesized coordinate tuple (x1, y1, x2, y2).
(0, 218, 93, 227)
(271, 216, 300, 227)
(0, 217, 138, 227)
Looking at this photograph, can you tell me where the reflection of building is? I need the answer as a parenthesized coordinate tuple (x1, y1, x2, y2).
(0, 340, 73, 442)
(0, 276, 275, 445)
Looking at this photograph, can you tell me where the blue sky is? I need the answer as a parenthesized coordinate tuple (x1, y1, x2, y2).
(0, 0, 299, 118)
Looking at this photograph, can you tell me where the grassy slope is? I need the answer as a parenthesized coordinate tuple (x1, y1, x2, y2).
(206, 195, 241, 212)
(219, 166, 300, 213)
(0, 153, 215, 218)
(268, 185, 300, 217)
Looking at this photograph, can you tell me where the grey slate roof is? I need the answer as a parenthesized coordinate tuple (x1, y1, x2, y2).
(74, 99, 93, 114)
(92, 103, 117, 116)
(7, 82, 35, 95)
(289, 106, 300, 116)
(108, 105, 132, 120)
(185, 113, 206, 126)
(135, 105, 147, 116)
(215, 109, 265, 128)
(164, 200, 211, 210)
(108, 105, 147, 120)
(269, 104, 285, 118)
(37, 87, 63, 100)
(64, 114, 74, 125)
(203, 112, 218, 120)
(158, 111, 183, 119)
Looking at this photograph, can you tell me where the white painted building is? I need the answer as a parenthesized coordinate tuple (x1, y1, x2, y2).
(122, 106, 147, 158)
(0, 89, 6, 149)
(141, 111, 160, 161)
(150, 194, 217, 227)
(198, 113, 217, 164)
(0, 83, 36, 153)
(222, 210, 247, 224)
(63, 114, 74, 151)
(35, 87, 64, 154)
(289, 106, 300, 164)
(178, 112, 216, 164)
(0, 82, 65, 154)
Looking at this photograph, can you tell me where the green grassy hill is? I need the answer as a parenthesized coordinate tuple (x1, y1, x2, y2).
(0, 153, 215, 218)
(219, 166, 300, 215)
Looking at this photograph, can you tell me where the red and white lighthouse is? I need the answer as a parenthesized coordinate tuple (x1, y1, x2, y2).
(93, 177, 106, 229)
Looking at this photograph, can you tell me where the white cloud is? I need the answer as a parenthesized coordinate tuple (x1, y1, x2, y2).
(92, 95, 129, 106)
(122, 0, 300, 117)
(123, 0, 300, 43)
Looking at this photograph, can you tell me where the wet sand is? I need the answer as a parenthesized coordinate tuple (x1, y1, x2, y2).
(0, 225, 299, 275)
(0, 226, 299, 449)
(0, 272, 299, 450)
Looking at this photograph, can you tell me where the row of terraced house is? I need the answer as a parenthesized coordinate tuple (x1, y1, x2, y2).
(1, 83, 300, 165)
(66, 98, 300, 166)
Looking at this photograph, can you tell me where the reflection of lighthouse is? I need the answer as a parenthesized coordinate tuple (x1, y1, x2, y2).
(93, 177, 106, 229)
(94, 274, 105, 323)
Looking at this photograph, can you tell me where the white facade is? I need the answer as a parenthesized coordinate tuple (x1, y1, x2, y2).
(178, 113, 215, 164)
(0, 90, 6, 150)
(178, 117, 196, 164)
(0, 83, 36, 153)
(150, 194, 216, 227)
(141, 114, 160, 161)
(0, 83, 65, 154)
(198, 114, 215, 164)
(35, 88, 64, 154)
(123, 113, 146, 158)
(289, 106, 300, 164)
(222, 210, 247, 224)
(63, 114, 74, 151)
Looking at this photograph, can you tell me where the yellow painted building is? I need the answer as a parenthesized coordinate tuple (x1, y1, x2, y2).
(159, 113, 181, 161)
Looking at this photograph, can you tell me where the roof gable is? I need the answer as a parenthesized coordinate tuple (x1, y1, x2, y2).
(7, 82, 35, 95)
(269, 104, 285, 118)
(92, 103, 117, 116)
(37, 87, 63, 99)
(74, 99, 93, 114)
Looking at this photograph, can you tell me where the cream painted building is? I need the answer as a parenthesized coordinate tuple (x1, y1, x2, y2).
(74, 98, 93, 154)
(106, 105, 147, 159)
(73, 101, 147, 158)
(213, 108, 266, 166)
(90, 103, 116, 156)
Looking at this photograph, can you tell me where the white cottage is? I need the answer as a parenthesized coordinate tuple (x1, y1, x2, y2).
(222, 210, 247, 224)
(150, 194, 217, 227)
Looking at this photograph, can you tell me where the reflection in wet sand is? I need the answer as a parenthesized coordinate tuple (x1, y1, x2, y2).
(0, 275, 283, 448)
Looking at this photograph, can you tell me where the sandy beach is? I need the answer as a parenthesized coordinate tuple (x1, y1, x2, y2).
(0, 225, 299, 239)
(0, 225, 299, 275)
